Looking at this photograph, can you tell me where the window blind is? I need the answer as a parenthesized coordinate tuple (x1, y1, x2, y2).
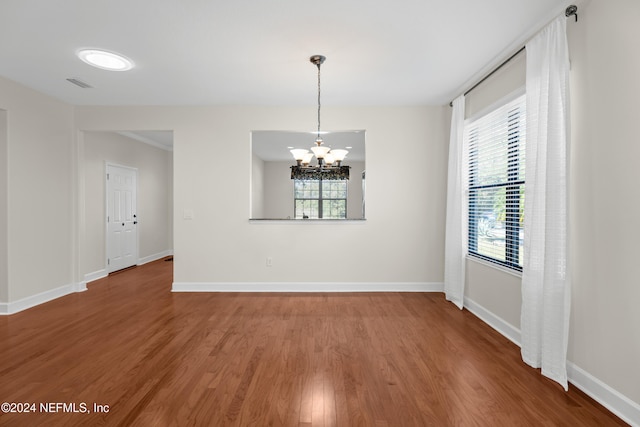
(467, 94, 526, 270)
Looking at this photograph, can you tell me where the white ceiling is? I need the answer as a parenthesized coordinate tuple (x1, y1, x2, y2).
(0, 0, 573, 108)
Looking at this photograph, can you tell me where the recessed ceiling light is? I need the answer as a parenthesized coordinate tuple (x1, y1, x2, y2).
(77, 49, 134, 71)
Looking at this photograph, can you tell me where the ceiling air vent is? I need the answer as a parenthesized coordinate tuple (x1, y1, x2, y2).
(66, 78, 93, 89)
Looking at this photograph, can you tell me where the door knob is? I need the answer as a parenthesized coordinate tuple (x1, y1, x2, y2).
(134, 221, 138, 225)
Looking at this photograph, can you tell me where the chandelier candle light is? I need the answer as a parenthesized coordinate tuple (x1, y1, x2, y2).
(290, 55, 350, 180)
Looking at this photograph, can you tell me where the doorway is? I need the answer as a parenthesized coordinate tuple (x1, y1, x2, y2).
(80, 130, 173, 282)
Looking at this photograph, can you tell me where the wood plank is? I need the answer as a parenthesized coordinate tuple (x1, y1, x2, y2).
(0, 258, 626, 426)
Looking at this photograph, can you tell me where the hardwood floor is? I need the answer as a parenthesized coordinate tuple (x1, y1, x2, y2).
(0, 258, 625, 426)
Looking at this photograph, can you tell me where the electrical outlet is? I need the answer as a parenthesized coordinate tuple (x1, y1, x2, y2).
(266, 257, 273, 267)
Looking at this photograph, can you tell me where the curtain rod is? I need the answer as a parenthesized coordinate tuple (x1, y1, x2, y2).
(448, 4, 578, 107)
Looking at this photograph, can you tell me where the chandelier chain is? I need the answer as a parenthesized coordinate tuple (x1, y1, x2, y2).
(317, 62, 321, 140)
(289, 55, 350, 181)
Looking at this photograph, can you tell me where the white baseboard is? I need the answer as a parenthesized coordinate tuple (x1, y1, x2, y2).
(567, 362, 640, 426)
(74, 281, 88, 293)
(172, 281, 444, 293)
(463, 296, 522, 346)
(138, 249, 173, 266)
(463, 296, 639, 426)
(84, 269, 108, 284)
(84, 250, 172, 284)
(0, 282, 86, 315)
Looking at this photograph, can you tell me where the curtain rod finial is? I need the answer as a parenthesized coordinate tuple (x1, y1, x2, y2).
(565, 5, 578, 22)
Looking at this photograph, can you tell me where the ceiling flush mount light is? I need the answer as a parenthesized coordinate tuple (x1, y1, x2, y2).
(290, 55, 350, 180)
(77, 49, 134, 71)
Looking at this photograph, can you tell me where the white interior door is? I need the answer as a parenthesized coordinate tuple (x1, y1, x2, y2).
(107, 164, 138, 273)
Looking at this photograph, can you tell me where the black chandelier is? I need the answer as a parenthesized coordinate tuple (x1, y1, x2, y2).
(290, 55, 350, 180)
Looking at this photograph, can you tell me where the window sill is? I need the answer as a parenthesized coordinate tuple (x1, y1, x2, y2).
(466, 255, 523, 278)
(249, 218, 366, 222)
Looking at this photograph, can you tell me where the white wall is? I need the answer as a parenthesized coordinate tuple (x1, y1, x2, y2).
(566, 0, 640, 407)
(0, 76, 74, 303)
(166, 152, 174, 254)
(263, 161, 293, 218)
(460, 0, 640, 415)
(251, 152, 265, 218)
(0, 110, 7, 303)
(346, 161, 365, 219)
(465, 52, 526, 120)
(75, 105, 448, 286)
(82, 131, 173, 276)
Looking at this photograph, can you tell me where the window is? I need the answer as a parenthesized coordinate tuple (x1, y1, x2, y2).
(467, 94, 526, 271)
(294, 179, 347, 219)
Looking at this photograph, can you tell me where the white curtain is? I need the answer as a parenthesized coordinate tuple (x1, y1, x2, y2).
(521, 16, 571, 390)
(444, 95, 467, 310)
